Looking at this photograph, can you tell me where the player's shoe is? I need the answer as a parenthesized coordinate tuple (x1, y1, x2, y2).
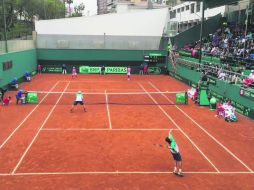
(84, 108, 87, 112)
(70, 109, 73, 113)
(173, 171, 183, 177)
(177, 172, 183, 177)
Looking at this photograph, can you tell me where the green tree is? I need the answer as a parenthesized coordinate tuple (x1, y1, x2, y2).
(71, 3, 85, 17)
(0, 0, 18, 31)
(0, 0, 65, 40)
(19, 0, 65, 21)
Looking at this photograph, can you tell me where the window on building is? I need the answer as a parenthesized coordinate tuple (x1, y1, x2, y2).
(177, 8, 180, 13)
(181, 7, 184, 12)
(186, 5, 189, 10)
(191, 3, 195, 13)
(196, 2, 200, 12)
(170, 10, 176, 19)
(2, 61, 12, 71)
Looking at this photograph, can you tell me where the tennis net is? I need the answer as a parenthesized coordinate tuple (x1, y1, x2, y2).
(24, 91, 188, 105)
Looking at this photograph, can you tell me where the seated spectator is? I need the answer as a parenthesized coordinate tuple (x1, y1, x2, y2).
(229, 74, 238, 84)
(9, 78, 18, 89)
(249, 53, 254, 59)
(223, 101, 237, 122)
(24, 72, 31, 82)
(246, 32, 253, 40)
(191, 48, 198, 58)
(0, 88, 7, 102)
(215, 99, 225, 117)
(16, 90, 27, 104)
(218, 69, 226, 80)
(187, 87, 197, 100)
(242, 70, 254, 87)
(249, 70, 254, 80)
(2, 96, 11, 106)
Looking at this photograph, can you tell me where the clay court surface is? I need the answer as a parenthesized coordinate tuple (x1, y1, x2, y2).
(0, 74, 254, 190)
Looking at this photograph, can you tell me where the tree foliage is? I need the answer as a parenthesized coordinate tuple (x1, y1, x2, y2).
(0, 0, 85, 39)
(71, 3, 85, 17)
(0, 0, 65, 32)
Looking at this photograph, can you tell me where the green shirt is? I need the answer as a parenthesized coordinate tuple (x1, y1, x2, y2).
(168, 134, 176, 150)
(75, 93, 83, 101)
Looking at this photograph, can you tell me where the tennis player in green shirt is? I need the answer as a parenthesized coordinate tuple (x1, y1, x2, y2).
(70, 91, 87, 112)
(165, 132, 183, 176)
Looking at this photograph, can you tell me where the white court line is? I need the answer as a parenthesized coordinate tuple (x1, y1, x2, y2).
(41, 128, 180, 131)
(138, 83, 220, 173)
(0, 81, 60, 150)
(60, 80, 130, 83)
(0, 171, 253, 176)
(149, 81, 254, 173)
(27, 91, 179, 95)
(69, 88, 145, 92)
(105, 90, 112, 130)
(11, 82, 71, 174)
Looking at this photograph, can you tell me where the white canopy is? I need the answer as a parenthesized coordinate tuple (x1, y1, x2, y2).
(35, 8, 169, 37)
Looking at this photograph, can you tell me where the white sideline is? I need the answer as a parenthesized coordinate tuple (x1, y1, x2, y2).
(41, 128, 180, 131)
(105, 90, 112, 129)
(11, 82, 71, 174)
(0, 81, 60, 150)
(138, 83, 220, 173)
(149, 81, 254, 173)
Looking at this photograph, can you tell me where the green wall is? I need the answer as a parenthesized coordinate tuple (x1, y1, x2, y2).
(0, 49, 37, 87)
(175, 64, 201, 84)
(37, 49, 167, 61)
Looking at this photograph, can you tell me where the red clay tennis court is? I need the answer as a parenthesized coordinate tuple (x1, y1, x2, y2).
(0, 74, 254, 190)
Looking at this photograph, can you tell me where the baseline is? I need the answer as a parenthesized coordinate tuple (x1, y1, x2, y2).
(41, 128, 180, 131)
(0, 171, 253, 176)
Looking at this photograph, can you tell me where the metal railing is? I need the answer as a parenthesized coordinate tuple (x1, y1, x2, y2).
(176, 57, 250, 85)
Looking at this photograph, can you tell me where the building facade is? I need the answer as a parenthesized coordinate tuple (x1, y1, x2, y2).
(168, 0, 249, 34)
(97, 0, 166, 15)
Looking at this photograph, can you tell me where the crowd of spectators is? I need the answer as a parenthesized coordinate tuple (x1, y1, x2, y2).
(183, 22, 254, 59)
(178, 20, 254, 88)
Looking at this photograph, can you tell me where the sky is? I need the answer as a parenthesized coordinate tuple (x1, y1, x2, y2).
(73, 0, 97, 16)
